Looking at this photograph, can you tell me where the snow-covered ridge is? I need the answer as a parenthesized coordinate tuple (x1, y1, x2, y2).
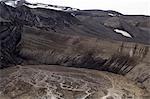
(25, 2, 79, 11)
(1, 0, 79, 11)
(114, 29, 132, 38)
(1, 0, 20, 7)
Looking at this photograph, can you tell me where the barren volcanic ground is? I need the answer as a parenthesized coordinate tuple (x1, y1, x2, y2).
(0, 1, 150, 99)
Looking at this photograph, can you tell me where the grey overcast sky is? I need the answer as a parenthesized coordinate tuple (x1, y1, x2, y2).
(27, 0, 149, 15)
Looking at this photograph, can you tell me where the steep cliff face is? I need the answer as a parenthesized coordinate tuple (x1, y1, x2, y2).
(0, 18, 22, 68)
(20, 25, 149, 75)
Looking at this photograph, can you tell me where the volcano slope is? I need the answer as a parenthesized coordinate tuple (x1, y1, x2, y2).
(0, 2, 150, 99)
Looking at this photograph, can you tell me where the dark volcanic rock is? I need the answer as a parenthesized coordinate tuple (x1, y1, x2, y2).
(0, 18, 22, 68)
(1, 2, 150, 44)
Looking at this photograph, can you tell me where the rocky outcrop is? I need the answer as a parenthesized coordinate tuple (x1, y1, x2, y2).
(0, 2, 80, 31)
(0, 18, 22, 68)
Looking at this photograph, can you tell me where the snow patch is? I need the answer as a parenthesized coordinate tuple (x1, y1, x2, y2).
(3, 0, 25, 7)
(108, 13, 116, 17)
(5, 1, 17, 7)
(25, 3, 62, 10)
(25, 3, 79, 11)
(71, 13, 76, 16)
(65, 8, 78, 11)
(114, 29, 132, 38)
(108, 13, 122, 17)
